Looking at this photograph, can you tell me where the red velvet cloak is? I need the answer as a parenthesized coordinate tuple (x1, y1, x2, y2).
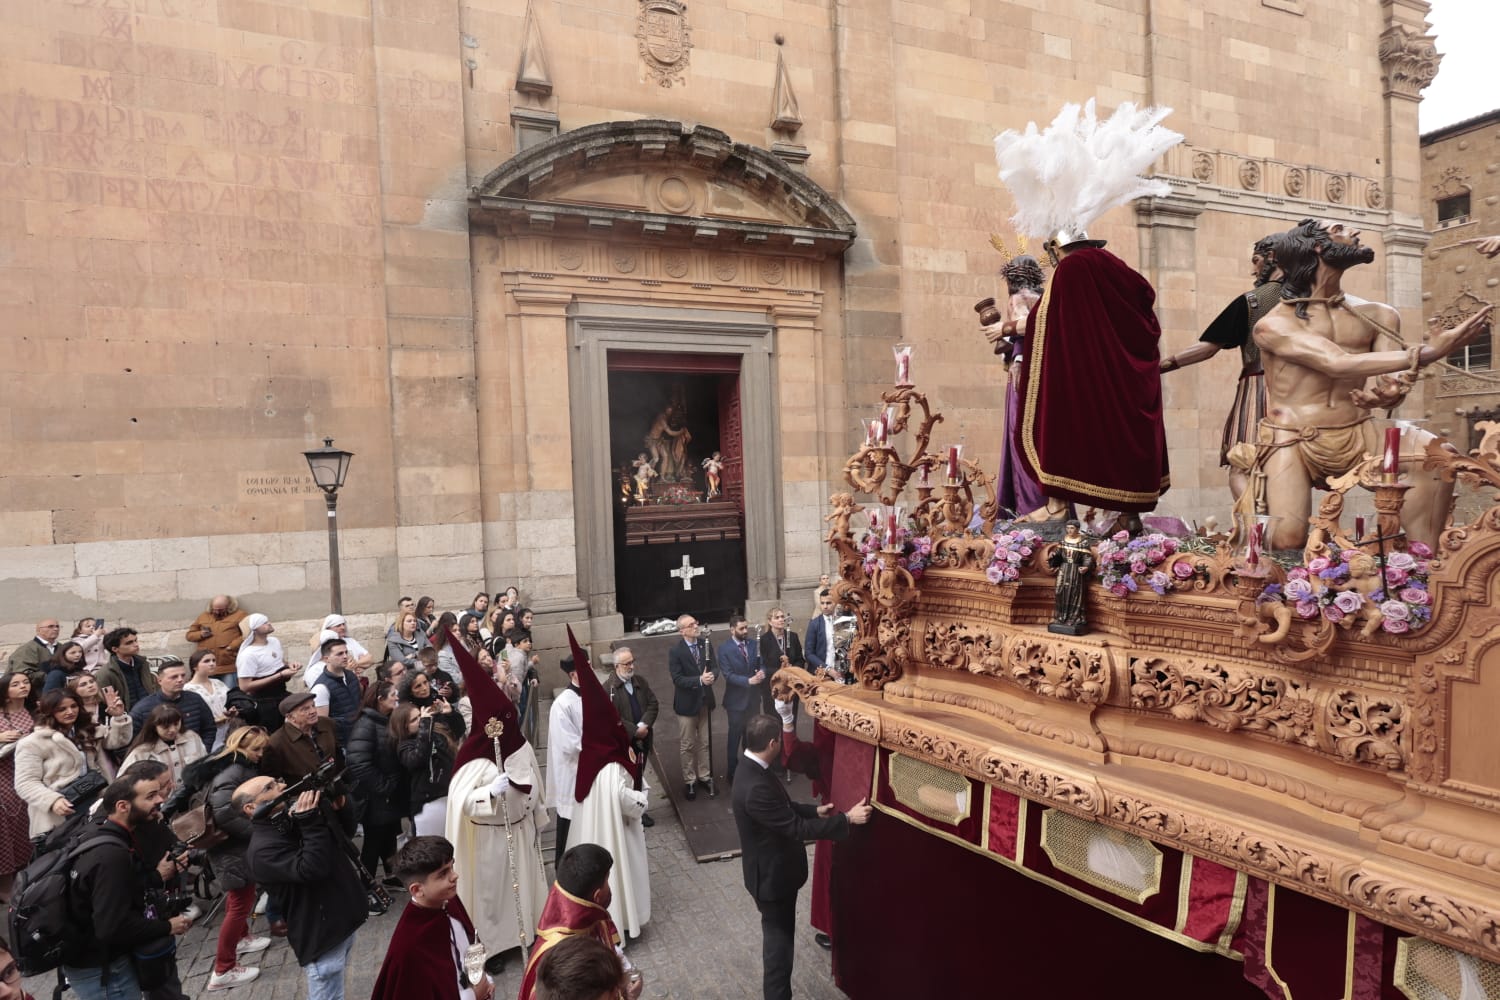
(370, 896, 479, 1000)
(1012, 247, 1169, 512)
(518, 885, 622, 1000)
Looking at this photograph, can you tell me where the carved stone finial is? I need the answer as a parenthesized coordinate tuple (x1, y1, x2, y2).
(771, 46, 802, 136)
(1378, 23, 1442, 100)
(515, 0, 553, 97)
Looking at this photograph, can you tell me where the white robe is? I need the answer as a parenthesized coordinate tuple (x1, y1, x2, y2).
(569, 761, 650, 939)
(546, 688, 582, 821)
(444, 747, 550, 956)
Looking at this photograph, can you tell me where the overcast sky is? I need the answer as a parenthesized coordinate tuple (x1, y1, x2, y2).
(1420, 0, 1500, 134)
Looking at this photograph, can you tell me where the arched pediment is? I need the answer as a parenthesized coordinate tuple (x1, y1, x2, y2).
(471, 120, 855, 255)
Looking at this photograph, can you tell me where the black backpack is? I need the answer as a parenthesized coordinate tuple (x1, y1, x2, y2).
(7, 814, 112, 976)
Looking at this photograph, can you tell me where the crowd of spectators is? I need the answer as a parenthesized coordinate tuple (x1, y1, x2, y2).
(0, 587, 542, 998)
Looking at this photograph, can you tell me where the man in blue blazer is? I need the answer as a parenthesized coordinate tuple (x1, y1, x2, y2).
(717, 614, 764, 785)
(667, 614, 717, 800)
(802, 590, 840, 681)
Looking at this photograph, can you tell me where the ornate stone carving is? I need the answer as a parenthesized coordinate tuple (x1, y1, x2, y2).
(557, 244, 583, 270)
(1006, 638, 1108, 704)
(1379, 23, 1442, 100)
(1326, 174, 1346, 203)
(1284, 167, 1305, 197)
(662, 251, 689, 278)
(712, 255, 737, 281)
(1191, 151, 1215, 183)
(759, 258, 785, 285)
(1366, 181, 1384, 209)
(1238, 160, 1261, 190)
(611, 250, 637, 274)
(636, 0, 691, 88)
(1128, 656, 1318, 746)
(1433, 165, 1472, 199)
(924, 619, 1007, 676)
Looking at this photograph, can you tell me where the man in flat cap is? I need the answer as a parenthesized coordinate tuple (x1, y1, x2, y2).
(261, 690, 342, 784)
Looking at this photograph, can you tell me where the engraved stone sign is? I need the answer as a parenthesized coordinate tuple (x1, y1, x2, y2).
(637, 0, 691, 88)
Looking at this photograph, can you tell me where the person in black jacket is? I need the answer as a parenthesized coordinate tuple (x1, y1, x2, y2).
(392, 702, 456, 837)
(204, 726, 273, 990)
(731, 714, 871, 1000)
(240, 778, 367, 1000)
(346, 682, 405, 888)
(666, 615, 717, 800)
(62, 771, 194, 1000)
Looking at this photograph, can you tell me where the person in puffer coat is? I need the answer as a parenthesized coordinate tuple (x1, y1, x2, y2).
(345, 682, 405, 888)
(206, 726, 275, 988)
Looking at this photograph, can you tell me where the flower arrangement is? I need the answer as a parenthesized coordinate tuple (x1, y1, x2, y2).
(986, 527, 1041, 584)
(1096, 531, 1182, 596)
(858, 523, 933, 580)
(1256, 541, 1433, 634)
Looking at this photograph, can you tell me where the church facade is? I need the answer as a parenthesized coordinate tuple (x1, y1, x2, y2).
(0, 0, 1442, 645)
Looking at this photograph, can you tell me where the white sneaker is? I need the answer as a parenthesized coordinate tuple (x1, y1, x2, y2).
(183, 904, 203, 921)
(236, 936, 271, 956)
(207, 966, 260, 991)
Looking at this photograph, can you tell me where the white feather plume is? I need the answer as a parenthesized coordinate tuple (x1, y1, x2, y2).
(993, 99, 1183, 239)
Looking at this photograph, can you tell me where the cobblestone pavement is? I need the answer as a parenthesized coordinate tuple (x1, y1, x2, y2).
(24, 762, 846, 999)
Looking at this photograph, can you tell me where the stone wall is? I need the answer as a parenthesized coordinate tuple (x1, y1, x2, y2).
(0, 0, 1437, 637)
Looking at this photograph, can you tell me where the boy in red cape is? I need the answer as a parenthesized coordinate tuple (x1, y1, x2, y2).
(518, 843, 642, 1000)
(370, 835, 494, 1000)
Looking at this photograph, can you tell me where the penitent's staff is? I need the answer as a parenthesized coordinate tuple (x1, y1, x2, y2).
(485, 716, 528, 948)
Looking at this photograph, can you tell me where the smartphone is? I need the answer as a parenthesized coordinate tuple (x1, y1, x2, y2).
(93, 618, 104, 630)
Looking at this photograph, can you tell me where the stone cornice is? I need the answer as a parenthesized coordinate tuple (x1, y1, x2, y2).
(1157, 143, 1393, 226)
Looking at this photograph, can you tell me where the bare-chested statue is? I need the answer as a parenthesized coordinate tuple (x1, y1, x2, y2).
(1250, 218, 1494, 550)
(644, 403, 690, 482)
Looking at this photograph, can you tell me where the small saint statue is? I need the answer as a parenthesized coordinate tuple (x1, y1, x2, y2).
(631, 453, 657, 503)
(1047, 520, 1094, 636)
(702, 451, 724, 500)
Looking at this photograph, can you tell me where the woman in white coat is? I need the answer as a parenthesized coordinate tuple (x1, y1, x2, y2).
(14, 687, 132, 838)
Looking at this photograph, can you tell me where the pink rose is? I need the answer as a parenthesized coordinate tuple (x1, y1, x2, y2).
(1387, 552, 1416, 571)
(1413, 561, 1430, 576)
(1385, 567, 1409, 587)
(1333, 591, 1363, 614)
(1172, 561, 1194, 579)
(1308, 557, 1330, 573)
(1163, 539, 1179, 554)
(1322, 605, 1345, 623)
(986, 564, 1004, 584)
(1295, 600, 1319, 620)
(1409, 541, 1432, 558)
(1380, 600, 1410, 622)
(1147, 548, 1164, 562)
(1130, 560, 1147, 575)
(1110, 582, 1129, 597)
(1287, 567, 1310, 582)
(1113, 530, 1129, 543)
(1400, 587, 1430, 606)
(1382, 618, 1410, 634)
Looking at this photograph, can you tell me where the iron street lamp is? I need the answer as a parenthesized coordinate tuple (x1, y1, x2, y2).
(303, 437, 354, 614)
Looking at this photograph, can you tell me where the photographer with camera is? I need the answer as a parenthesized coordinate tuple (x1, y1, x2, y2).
(61, 771, 194, 1000)
(240, 777, 367, 1000)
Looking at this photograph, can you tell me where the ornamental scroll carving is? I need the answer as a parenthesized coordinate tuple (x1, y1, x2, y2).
(1007, 638, 1108, 705)
(1327, 690, 1406, 769)
(1128, 656, 1317, 747)
(923, 619, 1007, 676)
(1379, 24, 1442, 99)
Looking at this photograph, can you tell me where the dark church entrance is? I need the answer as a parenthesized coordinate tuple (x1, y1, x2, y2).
(608, 351, 747, 628)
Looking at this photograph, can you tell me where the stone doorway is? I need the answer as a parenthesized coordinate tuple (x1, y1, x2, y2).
(608, 352, 747, 627)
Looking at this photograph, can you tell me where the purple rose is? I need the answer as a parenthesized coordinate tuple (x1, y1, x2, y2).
(1409, 541, 1433, 558)
(1130, 560, 1147, 574)
(1149, 571, 1170, 592)
(1007, 551, 1023, 563)
(1287, 567, 1310, 582)
(1113, 530, 1129, 543)
(986, 564, 1005, 584)
(1380, 600, 1410, 622)
(1110, 582, 1128, 597)
(1323, 605, 1345, 624)
(1295, 600, 1319, 620)
(1385, 567, 1409, 588)
(1308, 557, 1330, 573)
(1284, 578, 1314, 602)
(1387, 551, 1416, 572)
(1382, 618, 1410, 634)
(1333, 591, 1364, 614)
(1400, 587, 1430, 606)
(1172, 561, 1194, 579)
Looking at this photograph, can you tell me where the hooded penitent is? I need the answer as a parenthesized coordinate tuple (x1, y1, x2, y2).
(449, 638, 530, 790)
(567, 626, 640, 801)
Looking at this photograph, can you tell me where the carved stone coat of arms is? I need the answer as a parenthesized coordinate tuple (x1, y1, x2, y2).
(637, 0, 691, 88)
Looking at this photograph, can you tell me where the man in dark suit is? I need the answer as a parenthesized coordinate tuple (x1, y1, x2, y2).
(717, 615, 763, 786)
(666, 614, 717, 800)
(802, 590, 841, 682)
(606, 644, 658, 827)
(732, 715, 871, 1000)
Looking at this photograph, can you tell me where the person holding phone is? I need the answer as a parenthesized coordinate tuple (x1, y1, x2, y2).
(186, 595, 249, 689)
